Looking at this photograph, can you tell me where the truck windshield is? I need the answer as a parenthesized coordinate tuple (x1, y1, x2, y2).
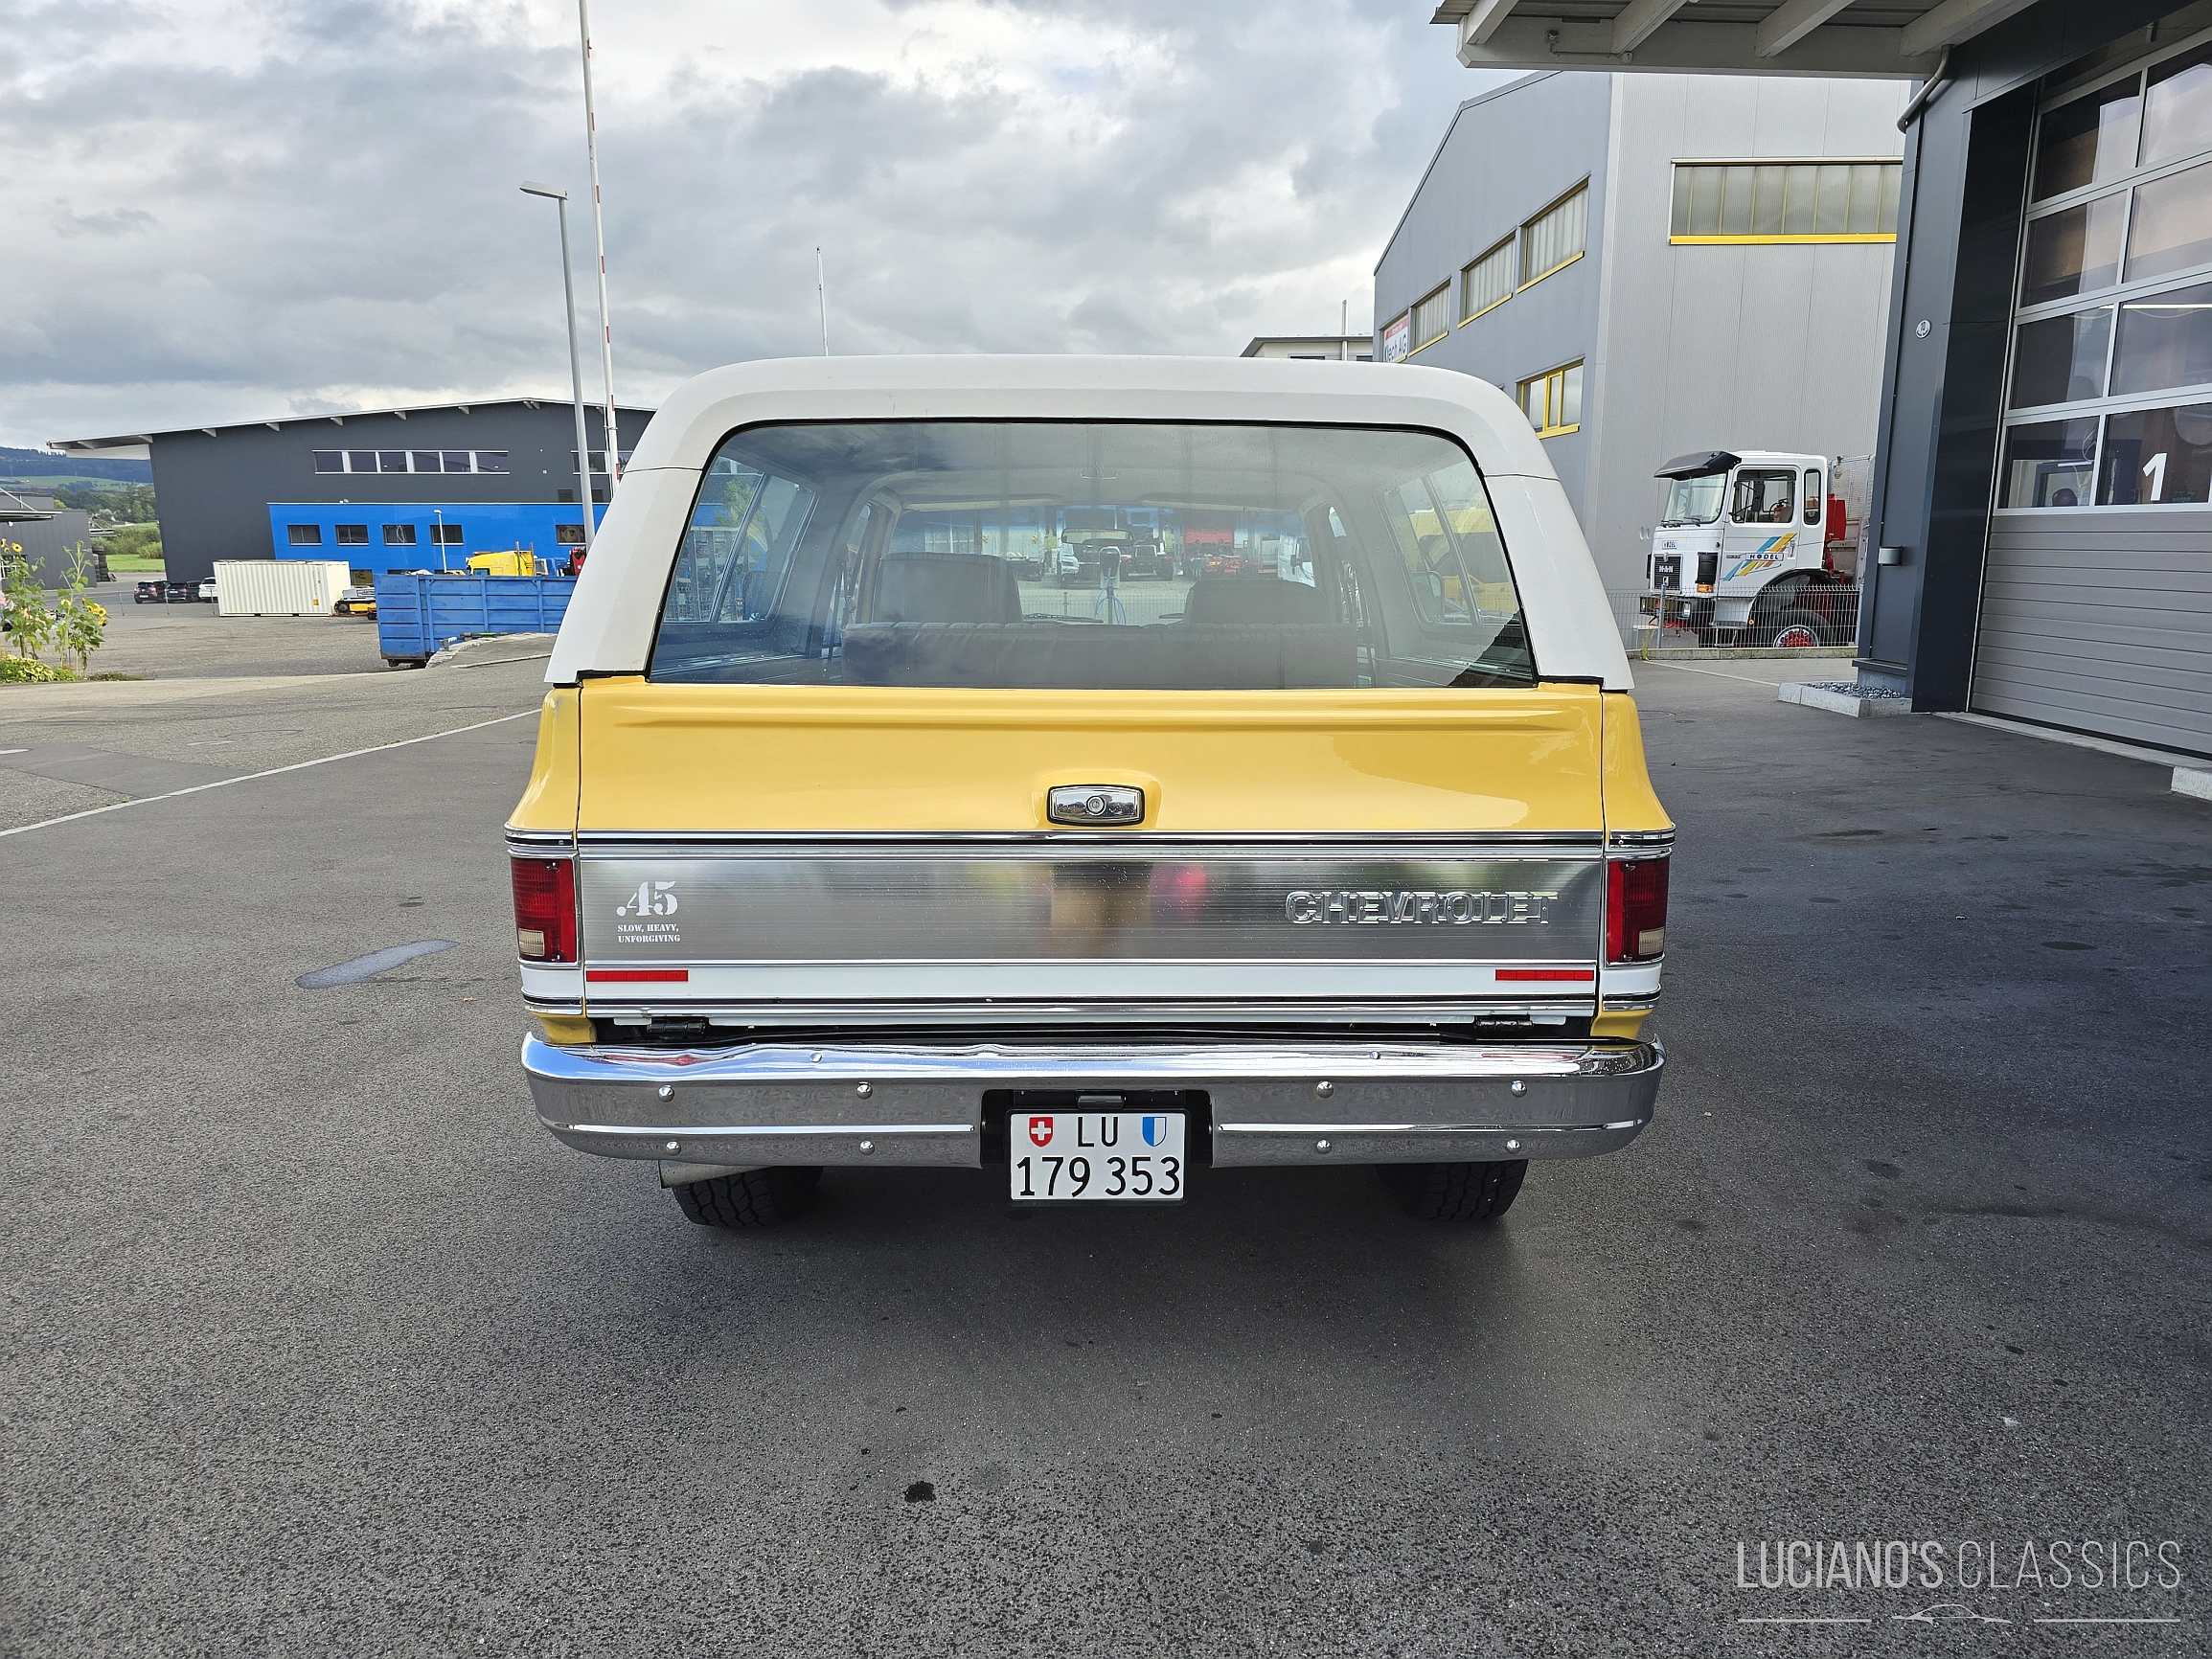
(1659, 475, 1726, 525)
(649, 422, 1534, 690)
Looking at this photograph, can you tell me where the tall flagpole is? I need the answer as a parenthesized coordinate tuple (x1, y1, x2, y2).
(816, 248, 830, 356)
(578, 0, 618, 488)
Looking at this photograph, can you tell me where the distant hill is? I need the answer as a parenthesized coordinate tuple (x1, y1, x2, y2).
(0, 445, 152, 485)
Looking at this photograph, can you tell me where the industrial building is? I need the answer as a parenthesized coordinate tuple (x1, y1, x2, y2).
(52, 398, 652, 586)
(1373, 70, 1907, 597)
(1240, 334, 1377, 360)
(1426, 0, 2212, 756)
(0, 491, 94, 588)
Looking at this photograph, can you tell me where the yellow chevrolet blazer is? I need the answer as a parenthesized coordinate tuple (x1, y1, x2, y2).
(510, 356, 1671, 1228)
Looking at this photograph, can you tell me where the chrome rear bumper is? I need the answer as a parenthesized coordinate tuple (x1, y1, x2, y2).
(521, 1033, 1662, 1169)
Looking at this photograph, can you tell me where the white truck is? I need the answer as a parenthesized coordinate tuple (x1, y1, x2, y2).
(1640, 450, 1868, 649)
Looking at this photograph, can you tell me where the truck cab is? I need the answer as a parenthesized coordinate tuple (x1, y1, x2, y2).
(508, 355, 1671, 1232)
(1642, 449, 1865, 648)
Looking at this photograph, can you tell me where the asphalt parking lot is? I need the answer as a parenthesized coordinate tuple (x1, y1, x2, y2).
(1, 651, 2205, 1655)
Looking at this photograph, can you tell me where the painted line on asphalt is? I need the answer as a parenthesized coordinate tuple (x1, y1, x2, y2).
(298, 941, 458, 988)
(0, 709, 536, 839)
(1643, 659, 1800, 688)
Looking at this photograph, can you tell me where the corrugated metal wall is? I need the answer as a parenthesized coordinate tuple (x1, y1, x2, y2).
(1971, 509, 2212, 755)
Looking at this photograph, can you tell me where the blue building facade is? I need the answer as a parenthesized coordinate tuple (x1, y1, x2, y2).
(266, 499, 608, 573)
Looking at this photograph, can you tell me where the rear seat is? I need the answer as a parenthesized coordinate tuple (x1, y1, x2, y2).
(842, 622, 1358, 688)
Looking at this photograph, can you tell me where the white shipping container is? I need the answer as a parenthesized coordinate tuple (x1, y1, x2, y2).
(213, 560, 351, 617)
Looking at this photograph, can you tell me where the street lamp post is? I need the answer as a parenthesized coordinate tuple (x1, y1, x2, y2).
(521, 180, 596, 554)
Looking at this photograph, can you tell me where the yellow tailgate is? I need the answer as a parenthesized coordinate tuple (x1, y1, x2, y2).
(564, 679, 1606, 834)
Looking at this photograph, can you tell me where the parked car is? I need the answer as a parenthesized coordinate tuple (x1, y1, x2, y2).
(133, 580, 165, 604)
(163, 580, 195, 604)
(510, 355, 1671, 1231)
(197, 578, 218, 602)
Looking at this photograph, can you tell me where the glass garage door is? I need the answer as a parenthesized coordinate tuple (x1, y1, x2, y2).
(1977, 34, 2212, 756)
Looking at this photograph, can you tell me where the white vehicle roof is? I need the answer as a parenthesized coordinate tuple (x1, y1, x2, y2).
(548, 354, 1633, 691)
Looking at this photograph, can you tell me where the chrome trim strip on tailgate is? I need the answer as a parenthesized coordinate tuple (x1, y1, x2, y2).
(582, 997, 1592, 1026)
(572, 830, 1608, 848)
(521, 1033, 1661, 1169)
(575, 848, 1605, 970)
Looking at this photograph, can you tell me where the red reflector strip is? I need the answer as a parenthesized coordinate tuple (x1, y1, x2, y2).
(1495, 968, 1597, 983)
(585, 969, 692, 984)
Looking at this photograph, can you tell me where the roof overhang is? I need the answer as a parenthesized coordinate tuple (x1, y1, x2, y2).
(1428, 0, 2040, 77)
(49, 437, 152, 461)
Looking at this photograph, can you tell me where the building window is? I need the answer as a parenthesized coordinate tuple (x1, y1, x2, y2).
(1462, 237, 1515, 322)
(2002, 34, 2212, 507)
(286, 524, 323, 545)
(335, 524, 369, 545)
(567, 450, 631, 475)
(1410, 284, 1451, 352)
(306, 447, 513, 474)
(382, 524, 417, 545)
(1519, 361, 1584, 437)
(1520, 183, 1588, 287)
(1670, 161, 1901, 242)
(555, 523, 588, 545)
(431, 523, 464, 546)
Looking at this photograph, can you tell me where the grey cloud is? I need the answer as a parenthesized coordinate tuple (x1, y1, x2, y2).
(0, 0, 1501, 447)
(48, 200, 158, 237)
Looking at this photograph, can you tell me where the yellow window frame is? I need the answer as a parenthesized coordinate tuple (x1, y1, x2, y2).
(1518, 182, 1589, 292)
(1461, 235, 1516, 322)
(1519, 360, 1583, 439)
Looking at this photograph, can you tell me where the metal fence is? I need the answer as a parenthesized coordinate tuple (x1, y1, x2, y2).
(1606, 586, 1861, 655)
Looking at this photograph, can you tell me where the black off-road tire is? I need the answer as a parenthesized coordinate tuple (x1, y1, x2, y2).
(670, 1166, 822, 1229)
(1762, 607, 1829, 648)
(1378, 1159, 1528, 1221)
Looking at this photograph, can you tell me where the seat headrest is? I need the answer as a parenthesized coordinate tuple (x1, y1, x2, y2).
(1181, 577, 1329, 625)
(871, 554, 1022, 625)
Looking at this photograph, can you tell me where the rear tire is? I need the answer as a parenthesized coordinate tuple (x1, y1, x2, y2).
(1763, 607, 1828, 648)
(1378, 1159, 1528, 1221)
(671, 1166, 822, 1229)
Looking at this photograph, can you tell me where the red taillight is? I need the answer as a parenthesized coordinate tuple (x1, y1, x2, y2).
(1606, 857, 1669, 964)
(512, 856, 577, 964)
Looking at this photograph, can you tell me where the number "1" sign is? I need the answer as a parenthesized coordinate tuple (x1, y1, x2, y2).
(2144, 451, 2168, 502)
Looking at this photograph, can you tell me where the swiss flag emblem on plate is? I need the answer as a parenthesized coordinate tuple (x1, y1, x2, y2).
(1027, 1115, 1055, 1148)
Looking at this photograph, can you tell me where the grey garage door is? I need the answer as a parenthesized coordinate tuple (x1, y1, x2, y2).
(1973, 511, 2212, 755)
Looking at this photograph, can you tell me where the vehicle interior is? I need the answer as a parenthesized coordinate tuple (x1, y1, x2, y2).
(648, 421, 1533, 691)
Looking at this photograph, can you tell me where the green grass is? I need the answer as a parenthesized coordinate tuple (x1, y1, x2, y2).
(107, 556, 165, 573)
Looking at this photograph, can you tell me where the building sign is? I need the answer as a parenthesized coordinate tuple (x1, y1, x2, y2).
(1381, 311, 1412, 363)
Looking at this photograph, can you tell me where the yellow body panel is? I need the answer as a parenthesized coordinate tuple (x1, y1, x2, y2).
(509, 688, 581, 834)
(565, 679, 1615, 834)
(1599, 693, 1671, 834)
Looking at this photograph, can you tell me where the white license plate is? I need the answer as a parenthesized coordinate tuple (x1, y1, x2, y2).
(1010, 1112, 1186, 1202)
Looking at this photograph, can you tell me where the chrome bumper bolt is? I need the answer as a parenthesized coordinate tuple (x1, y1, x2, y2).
(1315, 1139, 1332, 1154)
(855, 1081, 873, 1099)
(859, 1139, 875, 1154)
(657, 1084, 673, 1100)
(664, 1140, 680, 1154)
(1510, 1079, 1526, 1096)
(1314, 1079, 1334, 1099)
(1505, 1139, 1520, 1151)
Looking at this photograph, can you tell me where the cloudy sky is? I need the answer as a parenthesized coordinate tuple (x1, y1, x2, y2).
(0, 0, 1507, 450)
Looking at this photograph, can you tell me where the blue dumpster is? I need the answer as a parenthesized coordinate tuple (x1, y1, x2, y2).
(376, 572, 578, 667)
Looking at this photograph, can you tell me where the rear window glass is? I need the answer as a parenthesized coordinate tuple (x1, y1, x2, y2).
(649, 421, 1531, 690)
